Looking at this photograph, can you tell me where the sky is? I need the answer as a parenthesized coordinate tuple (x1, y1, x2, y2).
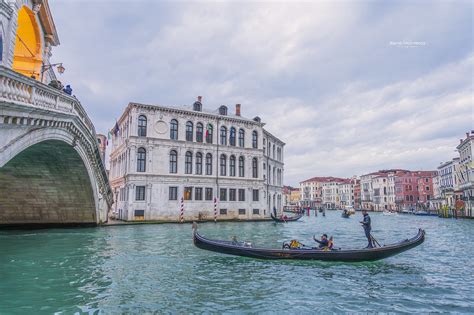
(48, 0, 473, 186)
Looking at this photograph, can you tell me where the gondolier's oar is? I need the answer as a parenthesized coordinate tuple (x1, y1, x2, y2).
(370, 233, 381, 248)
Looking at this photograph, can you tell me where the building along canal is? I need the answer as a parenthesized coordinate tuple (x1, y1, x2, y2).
(1, 211, 473, 313)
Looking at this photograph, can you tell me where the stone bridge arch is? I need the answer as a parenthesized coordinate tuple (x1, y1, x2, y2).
(0, 127, 105, 227)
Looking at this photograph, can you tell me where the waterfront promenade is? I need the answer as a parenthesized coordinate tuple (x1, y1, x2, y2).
(1, 211, 473, 313)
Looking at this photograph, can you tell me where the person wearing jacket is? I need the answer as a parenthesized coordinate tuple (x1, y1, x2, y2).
(313, 234, 329, 249)
(360, 210, 373, 248)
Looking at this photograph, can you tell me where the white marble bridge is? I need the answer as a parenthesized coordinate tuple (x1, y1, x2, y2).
(0, 65, 113, 226)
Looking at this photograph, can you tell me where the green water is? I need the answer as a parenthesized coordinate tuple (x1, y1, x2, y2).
(1, 211, 473, 314)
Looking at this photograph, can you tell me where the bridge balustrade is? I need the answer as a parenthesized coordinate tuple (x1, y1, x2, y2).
(0, 66, 95, 134)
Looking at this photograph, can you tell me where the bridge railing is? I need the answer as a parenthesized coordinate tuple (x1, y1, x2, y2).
(0, 65, 113, 207)
(0, 66, 95, 135)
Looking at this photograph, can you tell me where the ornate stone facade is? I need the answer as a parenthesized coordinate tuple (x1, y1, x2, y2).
(110, 99, 285, 222)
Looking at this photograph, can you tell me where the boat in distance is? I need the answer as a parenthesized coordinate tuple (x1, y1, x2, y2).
(192, 225, 425, 262)
(270, 212, 303, 222)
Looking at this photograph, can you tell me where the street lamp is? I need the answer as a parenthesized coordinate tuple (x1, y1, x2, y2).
(40, 63, 65, 81)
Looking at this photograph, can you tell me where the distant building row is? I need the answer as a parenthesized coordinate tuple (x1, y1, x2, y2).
(299, 170, 437, 212)
(299, 177, 360, 210)
(431, 131, 473, 217)
(298, 132, 473, 217)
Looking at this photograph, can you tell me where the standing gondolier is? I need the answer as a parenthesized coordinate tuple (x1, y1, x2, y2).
(360, 210, 373, 248)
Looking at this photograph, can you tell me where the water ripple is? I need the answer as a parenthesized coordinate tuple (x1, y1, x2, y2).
(1, 212, 473, 313)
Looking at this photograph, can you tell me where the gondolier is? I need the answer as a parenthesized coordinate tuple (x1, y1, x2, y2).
(360, 210, 373, 248)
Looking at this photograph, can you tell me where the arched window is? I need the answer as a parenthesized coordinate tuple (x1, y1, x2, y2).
(185, 151, 193, 174)
(12, 6, 44, 78)
(239, 156, 245, 177)
(229, 127, 236, 146)
(219, 105, 228, 115)
(196, 123, 204, 142)
(229, 155, 236, 176)
(273, 144, 276, 158)
(252, 131, 258, 148)
(206, 153, 213, 175)
(137, 148, 146, 172)
(220, 154, 227, 176)
(195, 152, 203, 175)
(138, 115, 147, 137)
(170, 119, 178, 140)
(169, 150, 177, 173)
(186, 121, 193, 141)
(193, 101, 202, 111)
(206, 124, 213, 143)
(238, 129, 245, 147)
(252, 157, 258, 178)
(220, 126, 227, 145)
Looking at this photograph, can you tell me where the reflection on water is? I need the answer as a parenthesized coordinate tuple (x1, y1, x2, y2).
(1, 212, 473, 313)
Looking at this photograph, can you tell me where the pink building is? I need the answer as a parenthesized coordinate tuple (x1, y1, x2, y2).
(395, 170, 437, 210)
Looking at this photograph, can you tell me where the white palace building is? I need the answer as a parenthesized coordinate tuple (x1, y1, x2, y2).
(109, 97, 285, 222)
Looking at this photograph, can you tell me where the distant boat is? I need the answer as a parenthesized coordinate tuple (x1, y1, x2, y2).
(383, 211, 398, 216)
(414, 211, 438, 216)
(270, 213, 303, 223)
(344, 206, 356, 215)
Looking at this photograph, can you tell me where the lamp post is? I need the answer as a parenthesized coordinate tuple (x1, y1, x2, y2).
(40, 62, 65, 82)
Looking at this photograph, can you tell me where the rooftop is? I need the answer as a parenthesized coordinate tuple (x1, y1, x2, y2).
(118, 97, 264, 126)
(300, 176, 348, 184)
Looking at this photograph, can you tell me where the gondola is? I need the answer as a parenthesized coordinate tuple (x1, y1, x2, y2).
(270, 213, 303, 222)
(192, 225, 425, 262)
(341, 213, 350, 218)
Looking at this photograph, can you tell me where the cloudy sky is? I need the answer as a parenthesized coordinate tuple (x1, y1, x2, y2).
(49, 0, 473, 186)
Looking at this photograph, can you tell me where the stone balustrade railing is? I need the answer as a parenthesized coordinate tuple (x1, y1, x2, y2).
(0, 66, 95, 135)
(0, 65, 113, 208)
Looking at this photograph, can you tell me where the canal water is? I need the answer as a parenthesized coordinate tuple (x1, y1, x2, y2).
(1, 211, 473, 314)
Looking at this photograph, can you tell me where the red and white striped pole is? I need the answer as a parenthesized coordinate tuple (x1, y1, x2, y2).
(214, 197, 217, 222)
(180, 197, 184, 223)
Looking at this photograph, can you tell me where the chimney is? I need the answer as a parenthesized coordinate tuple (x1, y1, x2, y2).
(235, 104, 241, 116)
(460, 139, 463, 144)
(197, 96, 202, 103)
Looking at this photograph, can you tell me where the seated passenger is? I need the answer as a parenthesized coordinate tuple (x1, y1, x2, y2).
(313, 234, 329, 249)
(289, 239, 301, 249)
(327, 236, 334, 250)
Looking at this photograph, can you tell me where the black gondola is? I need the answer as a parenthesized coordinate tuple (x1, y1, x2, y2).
(341, 213, 350, 218)
(192, 226, 425, 262)
(270, 213, 303, 222)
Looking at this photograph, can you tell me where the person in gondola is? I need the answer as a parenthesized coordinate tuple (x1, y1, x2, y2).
(313, 234, 329, 249)
(360, 210, 373, 248)
(273, 206, 277, 217)
(328, 236, 334, 250)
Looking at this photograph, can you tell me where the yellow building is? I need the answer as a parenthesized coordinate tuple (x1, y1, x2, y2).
(290, 188, 300, 204)
(1, 0, 60, 82)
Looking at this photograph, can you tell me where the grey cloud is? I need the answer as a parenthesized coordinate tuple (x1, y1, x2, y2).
(48, 1, 473, 185)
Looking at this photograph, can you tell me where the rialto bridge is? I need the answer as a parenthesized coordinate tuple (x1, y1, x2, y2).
(0, 0, 113, 226)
